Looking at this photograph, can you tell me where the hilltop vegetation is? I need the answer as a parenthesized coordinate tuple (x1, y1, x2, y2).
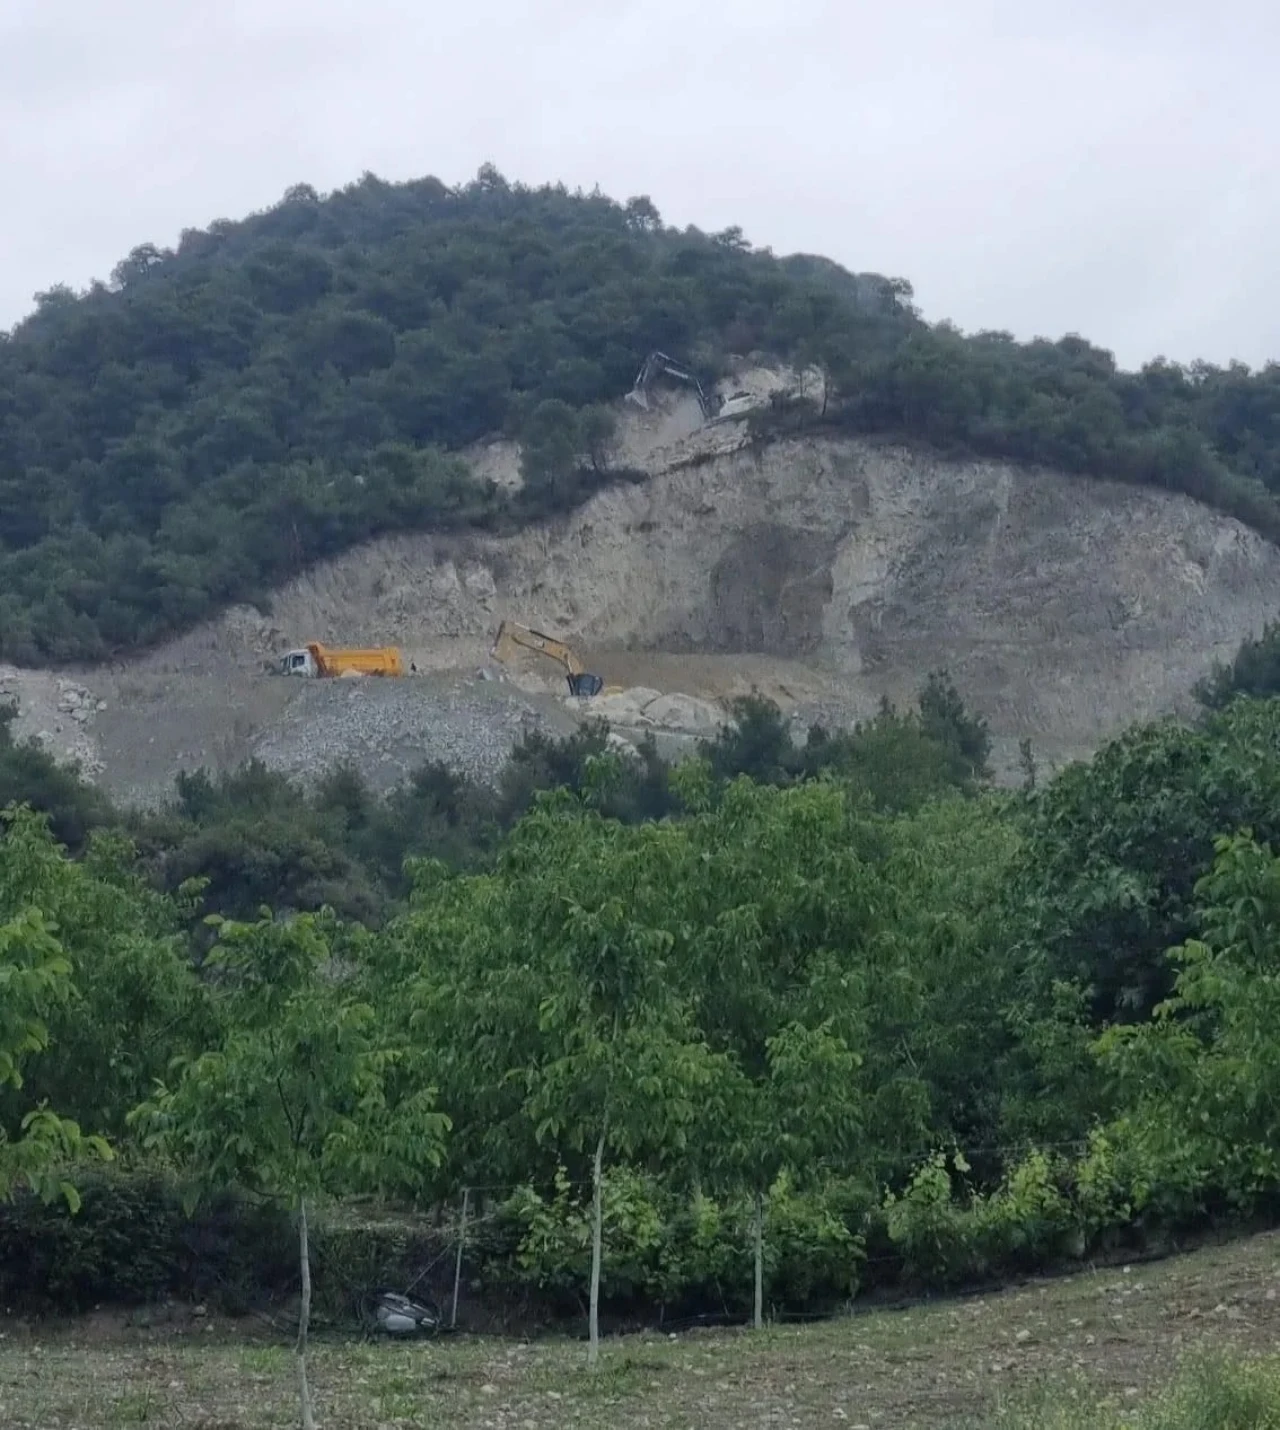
(0, 168, 911, 663)
(3, 166, 1280, 663)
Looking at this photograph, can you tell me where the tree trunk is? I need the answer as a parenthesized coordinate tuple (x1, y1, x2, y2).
(297, 1196, 316, 1430)
(753, 1189, 764, 1332)
(588, 1127, 606, 1369)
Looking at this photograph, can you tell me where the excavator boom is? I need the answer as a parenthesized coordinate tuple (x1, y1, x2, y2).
(490, 621, 614, 698)
(626, 350, 717, 418)
(491, 621, 583, 675)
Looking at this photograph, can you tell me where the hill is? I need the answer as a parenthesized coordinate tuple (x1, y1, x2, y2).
(2, 166, 1280, 666)
(0, 374, 1276, 807)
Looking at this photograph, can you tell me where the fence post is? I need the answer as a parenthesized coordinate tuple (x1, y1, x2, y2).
(450, 1187, 470, 1329)
(753, 1189, 764, 1331)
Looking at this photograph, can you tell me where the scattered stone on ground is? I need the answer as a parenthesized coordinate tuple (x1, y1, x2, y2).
(250, 675, 580, 794)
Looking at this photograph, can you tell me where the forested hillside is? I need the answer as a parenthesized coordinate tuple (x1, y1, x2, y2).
(3, 166, 1280, 663)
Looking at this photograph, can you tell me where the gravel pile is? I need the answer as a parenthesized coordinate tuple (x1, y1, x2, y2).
(251, 675, 577, 793)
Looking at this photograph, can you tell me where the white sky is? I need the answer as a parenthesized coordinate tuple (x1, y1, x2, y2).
(2, 0, 1277, 372)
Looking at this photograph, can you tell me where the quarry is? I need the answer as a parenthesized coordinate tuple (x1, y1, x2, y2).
(3, 363, 1278, 807)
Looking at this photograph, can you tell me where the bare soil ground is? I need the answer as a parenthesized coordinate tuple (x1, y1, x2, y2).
(3, 1232, 1278, 1428)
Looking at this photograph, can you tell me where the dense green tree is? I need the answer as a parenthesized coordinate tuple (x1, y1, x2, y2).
(0, 809, 113, 1207)
(398, 794, 721, 1364)
(0, 811, 206, 1140)
(0, 705, 112, 852)
(133, 911, 448, 1426)
(1005, 699, 1280, 1028)
(1097, 830, 1280, 1216)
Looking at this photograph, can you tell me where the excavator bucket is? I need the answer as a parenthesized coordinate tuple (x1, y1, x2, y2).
(566, 673, 605, 698)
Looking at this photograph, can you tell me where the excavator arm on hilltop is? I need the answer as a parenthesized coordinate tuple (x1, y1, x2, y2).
(490, 620, 614, 698)
(626, 351, 719, 419)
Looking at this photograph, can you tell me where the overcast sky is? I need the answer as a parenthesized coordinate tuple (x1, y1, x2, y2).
(2, 0, 1276, 372)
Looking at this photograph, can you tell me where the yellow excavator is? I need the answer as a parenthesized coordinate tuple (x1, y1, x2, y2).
(490, 621, 620, 698)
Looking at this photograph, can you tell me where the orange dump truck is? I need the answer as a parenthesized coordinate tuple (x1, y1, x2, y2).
(278, 643, 404, 678)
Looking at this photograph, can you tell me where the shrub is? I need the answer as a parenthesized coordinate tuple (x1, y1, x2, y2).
(0, 1167, 293, 1312)
(493, 1167, 867, 1317)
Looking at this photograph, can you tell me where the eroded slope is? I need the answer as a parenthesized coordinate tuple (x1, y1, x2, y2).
(7, 374, 1279, 804)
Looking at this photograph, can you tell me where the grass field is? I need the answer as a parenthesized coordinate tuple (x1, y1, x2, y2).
(3, 1231, 1279, 1428)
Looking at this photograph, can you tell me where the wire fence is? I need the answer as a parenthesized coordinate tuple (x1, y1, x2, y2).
(277, 1131, 1124, 1342)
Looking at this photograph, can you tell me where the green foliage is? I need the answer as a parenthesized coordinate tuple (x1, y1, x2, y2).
(917, 669, 993, 781)
(495, 722, 675, 827)
(862, 795, 1022, 1170)
(0, 809, 114, 1207)
(132, 912, 448, 1207)
(1195, 617, 1280, 708)
(702, 674, 991, 811)
(0, 171, 910, 662)
(130, 908, 451, 1424)
(881, 1150, 979, 1285)
(390, 765, 1016, 1231)
(1004, 698, 1280, 1026)
(15, 646, 1280, 1321)
(398, 798, 727, 1197)
(0, 807, 208, 1142)
(878, 1131, 1144, 1289)
(1097, 831, 1280, 1216)
(0, 704, 112, 852)
(136, 761, 387, 925)
(823, 326, 1280, 546)
(0, 1166, 294, 1311)
(496, 1165, 865, 1312)
(516, 399, 620, 501)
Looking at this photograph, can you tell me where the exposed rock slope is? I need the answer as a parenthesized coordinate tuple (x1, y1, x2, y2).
(5, 370, 1279, 805)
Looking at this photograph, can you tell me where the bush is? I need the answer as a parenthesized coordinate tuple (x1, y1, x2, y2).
(0, 1167, 463, 1324)
(492, 1166, 867, 1318)
(0, 1167, 293, 1312)
(877, 1131, 1173, 1291)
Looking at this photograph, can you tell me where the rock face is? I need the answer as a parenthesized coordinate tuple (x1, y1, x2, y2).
(3, 367, 1279, 804)
(141, 428, 1278, 773)
(0, 667, 106, 779)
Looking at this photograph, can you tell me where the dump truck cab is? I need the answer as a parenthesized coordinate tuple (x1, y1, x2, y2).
(281, 648, 320, 677)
